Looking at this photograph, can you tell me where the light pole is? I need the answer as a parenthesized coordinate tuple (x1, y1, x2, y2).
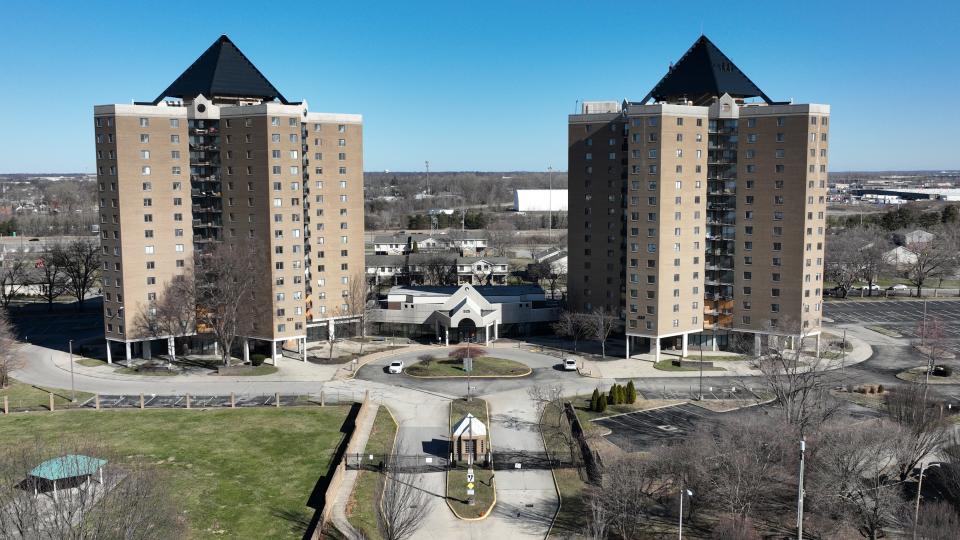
(69, 339, 75, 402)
(425, 160, 430, 196)
(913, 462, 940, 540)
(678, 487, 693, 539)
(547, 166, 553, 240)
(797, 439, 806, 540)
(841, 328, 847, 373)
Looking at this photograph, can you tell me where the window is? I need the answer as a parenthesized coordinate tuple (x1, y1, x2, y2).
(141, 166, 151, 175)
(139, 117, 149, 127)
(140, 134, 149, 143)
(145, 246, 155, 254)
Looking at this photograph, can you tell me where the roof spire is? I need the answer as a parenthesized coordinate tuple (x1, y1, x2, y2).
(152, 35, 288, 104)
(639, 35, 772, 105)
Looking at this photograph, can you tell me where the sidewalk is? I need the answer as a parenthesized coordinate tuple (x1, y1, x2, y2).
(328, 403, 381, 540)
(579, 327, 873, 380)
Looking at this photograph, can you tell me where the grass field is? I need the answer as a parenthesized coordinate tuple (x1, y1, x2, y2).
(406, 356, 530, 377)
(0, 379, 93, 410)
(346, 406, 398, 539)
(448, 398, 495, 518)
(0, 407, 351, 539)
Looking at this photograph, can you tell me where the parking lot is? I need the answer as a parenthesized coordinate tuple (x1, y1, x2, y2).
(593, 404, 729, 452)
(825, 299, 960, 338)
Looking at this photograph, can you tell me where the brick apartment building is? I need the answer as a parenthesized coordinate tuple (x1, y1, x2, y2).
(94, 36, 364, 362)
(568, 36, 829, 359)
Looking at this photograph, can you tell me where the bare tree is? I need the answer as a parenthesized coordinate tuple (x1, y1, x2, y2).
(419, 255, 455, 286)
(377, 438, 428, 540)
(340, 272, 375, 358)
(0, 438, 183, 539)
(194, 241, 261, 366)
(0, 255, 29, 308)
(808, 419, 911, 540)
(33, 256, 68, 311)
(0, 308, 23, 389)
(50, 239, 100, 311)
(855, 227, 893, 296)
(883, 383, 951, 481)
(585, 309, 616, 358)
(551, 310, 588, 352)
(756, 326, 842, 435)
(485, 219, 516, 258)
(903, 231, 959, 296)
(132, 274, 196, 362)
(825, 229, 865, 298)
(913, 316, 950, 385)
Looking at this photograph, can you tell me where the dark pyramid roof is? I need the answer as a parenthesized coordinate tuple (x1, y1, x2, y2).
(640, 36, 772, 105)
(152, 35, 289, 104)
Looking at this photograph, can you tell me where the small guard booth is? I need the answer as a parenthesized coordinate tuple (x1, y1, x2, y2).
(452, 413, 488, 464)
(28, 454, 107, 500)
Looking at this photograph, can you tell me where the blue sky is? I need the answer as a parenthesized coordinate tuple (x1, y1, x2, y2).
(1, 0, 957, 173)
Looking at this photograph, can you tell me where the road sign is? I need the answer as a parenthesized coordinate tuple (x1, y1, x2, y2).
(463, 357, 473, 372)
(467, 482, 475, 490)
(467, 489, 475, 496)
(467, 473, 475, 483)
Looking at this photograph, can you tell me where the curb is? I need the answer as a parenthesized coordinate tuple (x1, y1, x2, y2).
(537, 405, 563, 539)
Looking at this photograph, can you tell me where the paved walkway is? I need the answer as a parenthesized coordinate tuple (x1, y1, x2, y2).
(329, 402, 381, 539)
(579, 326, 873, 380)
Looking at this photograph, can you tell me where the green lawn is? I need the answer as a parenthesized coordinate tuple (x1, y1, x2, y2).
(114, 366, 179, 376)
(0, 379, 93, 410)
(347, 406, 398, 539)
(653, 359, 727, 372)
(406, 356, 530, 377)
(447, 398, 495, 519)
(76, 358, 107, 367)
(0, 407, 351, 539)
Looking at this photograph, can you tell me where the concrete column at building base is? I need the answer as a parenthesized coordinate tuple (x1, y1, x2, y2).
(654, 337, 660, 363)
(625, 336, 630, 359)
(681, 333, 688, 357)
(271, 341, 278, 365)
(142, 340, 151, 360)
(167, 337, 175, 360)
(124, 342, 131, 362)
(302, 337, 307, 362)
(815, 333, 821, 358)
(754, 334, 762, 358)
(243, 339, 250, 364)
(105, 340, 113, 364)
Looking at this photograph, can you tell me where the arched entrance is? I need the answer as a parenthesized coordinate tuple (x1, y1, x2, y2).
(456, 319, 477, 343)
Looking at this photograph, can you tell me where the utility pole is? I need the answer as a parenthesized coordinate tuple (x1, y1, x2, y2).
(547, 166, 554, 241)
(69, 339, 75, 402)
(797, 439, 806, 540)
(425, 160, 430, 196)
(914, 462, 940, 540)
(841, 329, 847, 374)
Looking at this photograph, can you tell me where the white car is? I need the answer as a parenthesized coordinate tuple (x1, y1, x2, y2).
(887, 284, 909, 291)
(563, 358, 578, 371)
(388, 360, 404, 374)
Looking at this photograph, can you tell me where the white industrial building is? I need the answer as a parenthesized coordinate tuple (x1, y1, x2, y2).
(513, 189, 568, 212)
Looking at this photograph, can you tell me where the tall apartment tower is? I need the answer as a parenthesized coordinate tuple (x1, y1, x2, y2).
(568, 36, 829, 359)
(94, 36, 364, 362)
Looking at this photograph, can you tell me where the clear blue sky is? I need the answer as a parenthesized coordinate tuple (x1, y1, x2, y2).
(1, 0, 957, 173)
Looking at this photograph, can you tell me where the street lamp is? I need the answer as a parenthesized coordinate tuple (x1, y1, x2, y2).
(913, 462, 941, 540)
(678, 487, 693, 539)
(69, 339, 75, 403)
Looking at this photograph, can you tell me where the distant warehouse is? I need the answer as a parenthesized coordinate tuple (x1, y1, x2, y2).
(513, 189, 568, 212)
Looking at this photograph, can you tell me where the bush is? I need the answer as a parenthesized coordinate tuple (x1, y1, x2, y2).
(933, 365, 953, 377)
(590, 388, 600, 412)
(597, 394, 607, 413)
(877, 384, 884, 393)
(846, 383, 854, 393)
(710, 514, 761, 540)
(608, 385, 618, 406)
(626, 381, 637, 404)
(250, 354, 267, 367)
(417, 354, 434, 367)
(868, 386, 876, 394)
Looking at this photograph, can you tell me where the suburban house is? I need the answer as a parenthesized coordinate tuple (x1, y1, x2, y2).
(366, 254, 508, 286)
(903, 229, 934, 245)
(369, 284, 560, 342)
(372, 232, 487, 256)
(883, 245, 919, 268)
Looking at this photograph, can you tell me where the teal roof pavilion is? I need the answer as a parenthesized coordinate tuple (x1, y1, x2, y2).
(30, 455, 107, 481)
